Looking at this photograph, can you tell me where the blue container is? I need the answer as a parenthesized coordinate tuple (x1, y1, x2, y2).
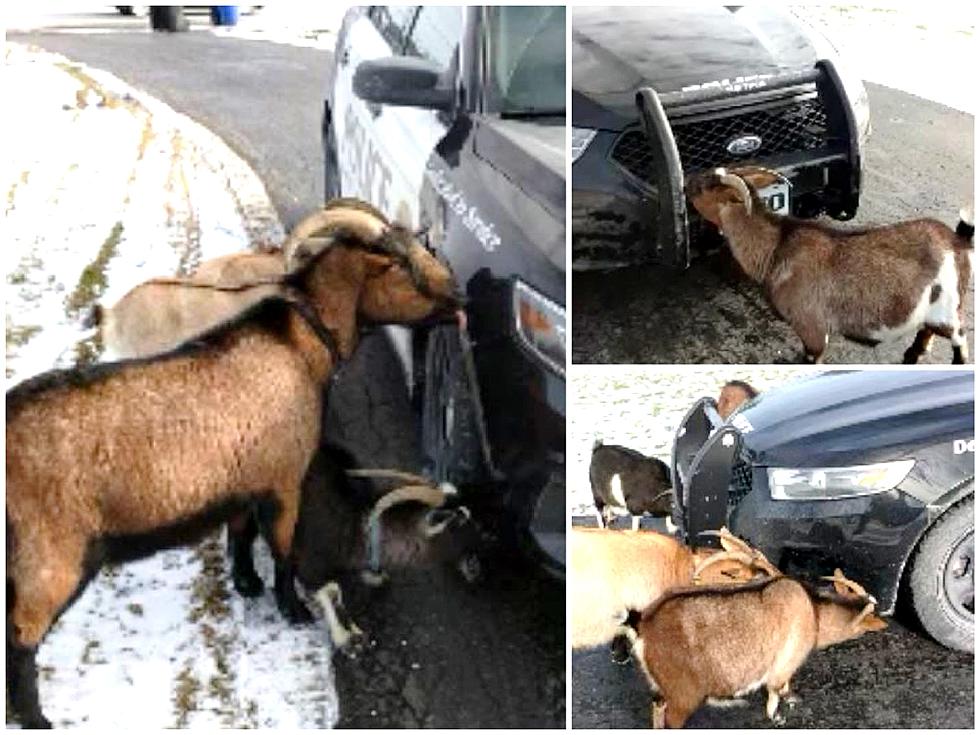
(211, 6, 240, 26)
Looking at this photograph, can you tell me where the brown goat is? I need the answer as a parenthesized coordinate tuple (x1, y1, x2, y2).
(716, 380, 758, 420)
(623, 569, 887, 728)
(570, 527, 776, 650)
(687, 166, 974, 364)
(6, 203, 459, 728)
(89, 249, 287, 360)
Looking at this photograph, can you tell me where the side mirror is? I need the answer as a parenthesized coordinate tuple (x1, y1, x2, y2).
(353, 57, 455, 111)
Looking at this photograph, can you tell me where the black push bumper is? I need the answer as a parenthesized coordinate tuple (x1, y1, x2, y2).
(669, 397, 929, 614)
(627, 60, 862, 268)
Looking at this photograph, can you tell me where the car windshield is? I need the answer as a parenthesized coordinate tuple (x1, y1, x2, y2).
(486, 6, 565, 117)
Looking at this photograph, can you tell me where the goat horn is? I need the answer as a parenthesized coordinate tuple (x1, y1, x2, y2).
(693, 550, 757, 581)
(283, 204, 390, 269)
(717, 172, 753, 215)
(698, 528, 780, 576)
(820, 572, 871, 599)
(347, 468, 436, 486)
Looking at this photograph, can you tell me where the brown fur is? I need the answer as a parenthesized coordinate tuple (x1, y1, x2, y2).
(630, 576, 887, 727)
(716, 380, 758, 420)
(98, 250, 287, 359)
(687, 167, 973, 363)
(570, 528, 759, 649)
(6, 208, 458, 726)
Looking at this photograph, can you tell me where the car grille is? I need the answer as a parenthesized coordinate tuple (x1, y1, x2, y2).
(729, 458, 754, 507)
(610, 97, 830, 183)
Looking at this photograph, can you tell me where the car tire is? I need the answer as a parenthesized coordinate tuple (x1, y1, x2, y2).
(149, 6, 186, 32)
(421, 324, 486, 485)
(322, 331, 422, 482)
(907, 495, 974, 653)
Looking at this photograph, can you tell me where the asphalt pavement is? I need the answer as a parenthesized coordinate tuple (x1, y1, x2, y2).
(16, 22, 565, 729)
(572, 84, 975, 364)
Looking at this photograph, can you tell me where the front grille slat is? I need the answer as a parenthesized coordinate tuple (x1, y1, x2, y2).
(729, 459, 754, 507)
(610, 97, 830, 183)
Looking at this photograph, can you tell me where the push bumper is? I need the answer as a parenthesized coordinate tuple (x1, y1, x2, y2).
(670, 398, 926, 613)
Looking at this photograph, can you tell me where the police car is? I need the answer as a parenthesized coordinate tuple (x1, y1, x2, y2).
(323, 6, 566, 573)
(672, 370, 974, 652)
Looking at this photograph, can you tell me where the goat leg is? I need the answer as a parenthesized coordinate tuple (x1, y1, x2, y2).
(651, 700, 667, 729)
(227, 512, 264, 598)
(314, 582, 364, 652)
(273, 558, 314, 624)
(6, 638, 50, 729)
(902, 328, 934, 364)
(766, 687, 787, 726)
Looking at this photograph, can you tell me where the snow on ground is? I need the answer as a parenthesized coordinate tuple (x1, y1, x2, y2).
(568, 366, 817, 517)
(4, 44, 338, 729)
(790, 4, 976, 113)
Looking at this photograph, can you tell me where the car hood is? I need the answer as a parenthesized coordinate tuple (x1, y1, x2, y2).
(732, 371, 975, 468)
(572, 5, 823, 130)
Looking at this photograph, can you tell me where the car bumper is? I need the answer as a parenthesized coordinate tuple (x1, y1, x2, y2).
(572, 60, 862, 269)
(670, 397, 925, 614)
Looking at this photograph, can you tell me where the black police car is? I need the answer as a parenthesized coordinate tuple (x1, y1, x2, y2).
(671, 370, 974, 652)
(572, 5, 871, 268)
(323, 6, 565, 573)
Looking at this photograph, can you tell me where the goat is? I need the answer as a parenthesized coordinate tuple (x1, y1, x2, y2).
(687, 166, 974, 364)
(229, 446, 483, 650)
(570, 526, 777, 651)
(88, 248, 287, 360)
(589, 440, 673, 531)
(6, 202, 459, 728)
(716, 380, 758, 420)
(621, 567, 887, 728)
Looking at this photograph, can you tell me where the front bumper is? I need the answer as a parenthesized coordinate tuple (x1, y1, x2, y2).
(670, 398, 928, 614)
(572, 60, 862, 268)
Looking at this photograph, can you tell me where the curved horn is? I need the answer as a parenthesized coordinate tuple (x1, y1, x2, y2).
(820, 569, 872, 599)
(283, 203, 390, 269)
(693, 550, 758, 581)
(368, 483, 450, 520)
(716, 170, 753, 215)
(347, 468, 439, 487)
(698, 528, 781, 576)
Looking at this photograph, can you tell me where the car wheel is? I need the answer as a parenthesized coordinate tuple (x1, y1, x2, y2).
(908, 495, 974, 653)
(323, 111, 341, 201)
(422, 324, 486, 485)
(322, 331, 421, 483)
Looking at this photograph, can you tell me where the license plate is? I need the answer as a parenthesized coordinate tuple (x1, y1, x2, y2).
(758, 179, 791, 215)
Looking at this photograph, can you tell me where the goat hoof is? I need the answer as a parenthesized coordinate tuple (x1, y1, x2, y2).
(24, 714, 52, 729)
(232, 570, 265, 598)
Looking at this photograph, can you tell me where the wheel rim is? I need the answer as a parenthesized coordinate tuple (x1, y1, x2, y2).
(943, 527, 974, 623)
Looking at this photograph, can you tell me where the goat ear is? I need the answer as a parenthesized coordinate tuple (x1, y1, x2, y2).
(862, 614, 888, 632)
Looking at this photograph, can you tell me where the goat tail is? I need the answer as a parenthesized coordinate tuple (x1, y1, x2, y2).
(956, 206, 974, 242)
(82, 304, 103, 329)
(592, 437, 603, 451)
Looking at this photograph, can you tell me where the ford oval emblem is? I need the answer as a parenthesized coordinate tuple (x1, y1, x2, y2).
(725, 134, 762, 156)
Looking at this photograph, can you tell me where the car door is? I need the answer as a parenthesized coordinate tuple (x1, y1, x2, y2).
(334, 6, 461, 228)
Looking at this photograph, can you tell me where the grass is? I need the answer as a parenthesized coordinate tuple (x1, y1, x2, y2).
(64, 221, 124, 317)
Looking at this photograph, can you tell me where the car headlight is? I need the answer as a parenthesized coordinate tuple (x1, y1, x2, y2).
(768, 460, 914, 501)
(513, 279, 565, 377)
(571, 127, 597, 164)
